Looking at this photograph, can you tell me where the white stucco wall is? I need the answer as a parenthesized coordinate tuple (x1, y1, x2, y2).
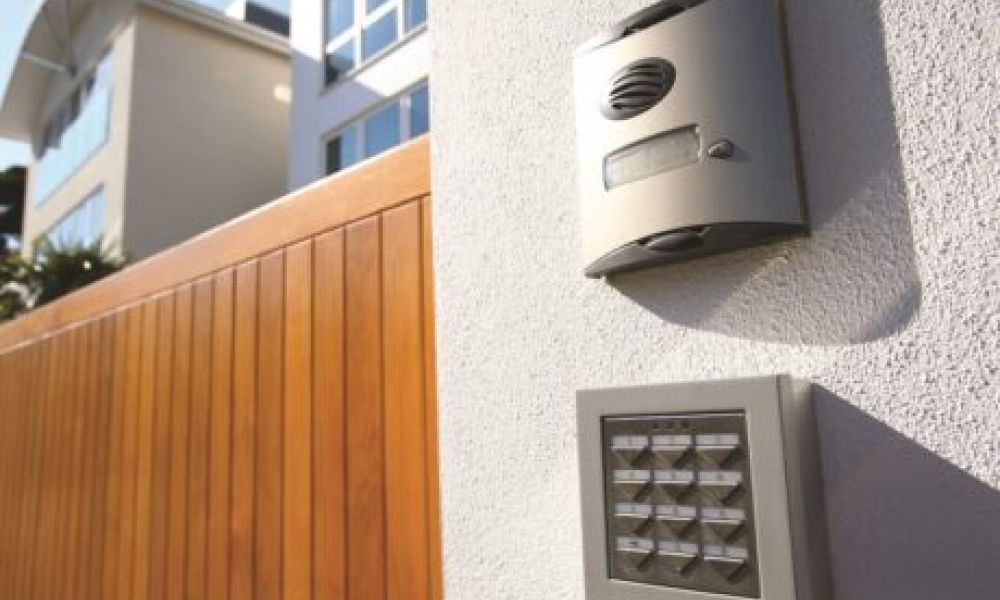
(429, 1, 999, 599)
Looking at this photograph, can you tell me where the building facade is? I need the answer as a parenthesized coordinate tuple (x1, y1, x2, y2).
(287, 0, 428, 189)
(0, 0, 290, 260)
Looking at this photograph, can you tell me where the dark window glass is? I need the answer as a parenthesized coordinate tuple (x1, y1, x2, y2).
(327, 0, 354, 39)
(247, 3, 290, 36)
(367, 0, 390, 14)
(364, 102, 401, 158)
(325, 38, 356, 85)
(362, 10, 397, 60)
(409, 86, 429, 137)
(326, 127, 359, 174)
(407, 0, 427, 30)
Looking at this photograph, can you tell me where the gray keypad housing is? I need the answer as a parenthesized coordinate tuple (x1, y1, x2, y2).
(603, 412, 760, 597)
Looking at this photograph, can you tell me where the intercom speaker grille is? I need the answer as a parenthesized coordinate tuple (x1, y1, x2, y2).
(601, 58, 676, 121)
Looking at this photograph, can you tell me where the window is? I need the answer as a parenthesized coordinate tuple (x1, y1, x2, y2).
(324, 0, 426, 85)
(364, 103, 401, 157)
(325, 83, 429, 175)
(409, 85, 429, 137)
(43, 187, 105, 249)
(33, 52, 113, 205)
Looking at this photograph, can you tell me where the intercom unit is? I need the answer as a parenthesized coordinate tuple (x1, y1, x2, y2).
(576, 376, 832, 600)
(574, 0, 807, 278)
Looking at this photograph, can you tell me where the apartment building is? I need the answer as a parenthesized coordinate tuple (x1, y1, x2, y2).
(288, 0, 428, 188)
(0, 0, 290, 260)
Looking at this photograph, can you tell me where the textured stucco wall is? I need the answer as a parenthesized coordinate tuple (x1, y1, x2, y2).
(429, 1, 999, 599)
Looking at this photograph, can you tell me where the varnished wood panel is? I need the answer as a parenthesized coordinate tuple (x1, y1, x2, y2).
(187, 279, 214, 600)
(256, 250, 285, 600)
(284, 240, 313, 600)
(165, 286, 194, 600)
(0, 141, 439, 600)
(148, 294, 176, 600)
(345, 216, 386, 600)
(313, 230, 347, 600)
(132, 299, 160, 600)
(207, 269, 235, 600)
(0, 138, 430, 353)
(230, 260, 258, 600)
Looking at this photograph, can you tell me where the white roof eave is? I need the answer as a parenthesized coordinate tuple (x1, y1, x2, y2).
(0, 0, 55, 139)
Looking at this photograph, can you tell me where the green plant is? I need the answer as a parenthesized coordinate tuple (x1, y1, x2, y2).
(0, 238, 125, 322)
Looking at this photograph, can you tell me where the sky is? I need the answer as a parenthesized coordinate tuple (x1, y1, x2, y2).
(0, 0, 289, 170)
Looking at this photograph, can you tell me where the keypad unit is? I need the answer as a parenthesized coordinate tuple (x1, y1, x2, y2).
(603, 412, 759, 597)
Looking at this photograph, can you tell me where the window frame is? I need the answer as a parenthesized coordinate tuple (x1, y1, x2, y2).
(322, 0, 427, 89)
(322, 80, 429, 176)
(33, 50, 114, 206)
(40, 185, 106, 251)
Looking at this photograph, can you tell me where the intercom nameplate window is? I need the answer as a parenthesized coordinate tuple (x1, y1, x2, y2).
(577, 376, 833, 600)
(603, 413, 760, 597)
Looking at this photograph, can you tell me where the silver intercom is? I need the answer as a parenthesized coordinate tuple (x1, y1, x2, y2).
(576, 376, 833, 600)
(574, 0, 806, 278)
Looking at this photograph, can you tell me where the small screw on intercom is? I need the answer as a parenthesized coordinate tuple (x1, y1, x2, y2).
(706, 139, 735, 159)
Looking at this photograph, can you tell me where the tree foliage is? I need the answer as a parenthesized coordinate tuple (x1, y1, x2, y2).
(0, 239, 125, 322)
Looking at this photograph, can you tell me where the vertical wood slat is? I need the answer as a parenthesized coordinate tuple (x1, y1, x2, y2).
(0, 194, 437, 600)
(89, 316, 118, 600)
(149, 293, 176, 600)
(231, 260, 259, 600)
(345, 215, 386, 600)
(35, 329, 66, 600)
(116, 306, 145, 600)
(383, 202, 430, 600)
(422, 197, 445, 600)
(188, 278, 215, 600)
(133, 299, 161, 600)
(101, 310, 129, 599)
(58, 326, 88, 600)
(284, 240, 314, 600)
(166, 285, 194, 600)
(257, 249, 285, 600)
(313, 229, 347, 600)
(71, 321, 102, 600)
(207, 269, 235, 600)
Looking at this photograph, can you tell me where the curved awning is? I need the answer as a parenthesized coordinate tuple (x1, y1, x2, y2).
(0, 0, 94, 141)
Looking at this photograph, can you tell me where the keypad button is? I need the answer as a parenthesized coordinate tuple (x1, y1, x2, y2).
(651, 434, 692, 466)
(616, 536, 655, 570)
(655, 504, 697, 536)
(657, 540, 699, 574)
(654, 469, 695, 500)
(696, 433, 741, 466)
(703, 544, 750, 580)
(698, 469, 743, 502)
(700, 507, 746, 540)
(611, 434, 650, 465)
(613, 469, 652, 500)
(614, 502, 654, 534)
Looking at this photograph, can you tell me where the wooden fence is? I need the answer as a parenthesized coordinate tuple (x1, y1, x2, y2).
(0, 138, 441, 600)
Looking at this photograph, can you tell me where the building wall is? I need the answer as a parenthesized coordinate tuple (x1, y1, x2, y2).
(288, 0, 429, 189)
(429, 1, 999, 600)
(22, 0, 136, 255)
(123, 3, 290, 260)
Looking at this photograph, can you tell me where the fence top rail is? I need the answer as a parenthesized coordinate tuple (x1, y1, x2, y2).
(0, 136, 430, 353)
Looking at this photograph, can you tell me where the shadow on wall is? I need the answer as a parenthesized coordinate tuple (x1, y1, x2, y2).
(610, 0, 921, 345)
(815, 387, 1000, 600)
